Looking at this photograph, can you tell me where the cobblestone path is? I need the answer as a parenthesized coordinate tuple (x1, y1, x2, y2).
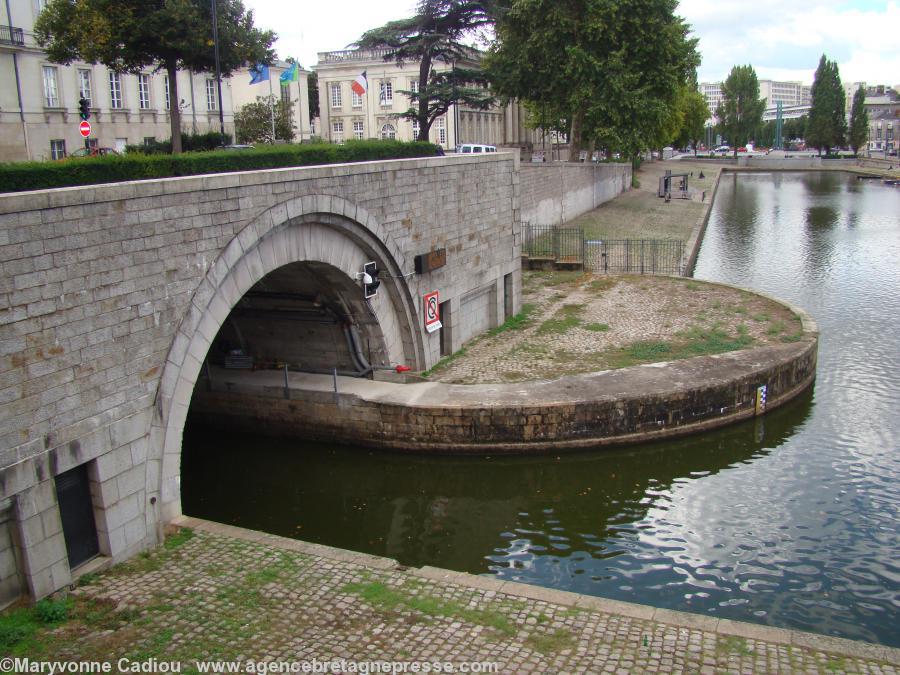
(38, 522, 898, 674)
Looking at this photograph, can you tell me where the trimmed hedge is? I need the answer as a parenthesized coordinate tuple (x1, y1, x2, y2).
(0, 140, 441, 194)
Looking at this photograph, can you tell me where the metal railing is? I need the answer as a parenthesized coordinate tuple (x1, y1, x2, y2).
(0, 25, 25, 46)
(522, 224, 584, 263)
(585, 239, 685, 275)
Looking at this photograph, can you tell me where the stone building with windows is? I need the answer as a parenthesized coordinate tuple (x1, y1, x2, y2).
(315, 47, 534, 149)
(0, 0, 235, 162)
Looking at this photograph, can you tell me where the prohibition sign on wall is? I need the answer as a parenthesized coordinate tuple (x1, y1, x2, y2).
(423, 291, 442, 333)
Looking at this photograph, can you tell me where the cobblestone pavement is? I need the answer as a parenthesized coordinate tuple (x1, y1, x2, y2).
(428, 274, 802, 384)
(41, 522, 898, 674)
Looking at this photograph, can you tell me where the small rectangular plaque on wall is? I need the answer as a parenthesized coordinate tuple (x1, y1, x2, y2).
(414, 248, 447, 274)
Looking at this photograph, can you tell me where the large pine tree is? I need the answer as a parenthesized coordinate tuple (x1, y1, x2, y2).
(806, 55, 846, 156)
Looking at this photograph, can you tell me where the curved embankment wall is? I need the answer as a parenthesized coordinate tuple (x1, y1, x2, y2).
(190, 298, 818, 453)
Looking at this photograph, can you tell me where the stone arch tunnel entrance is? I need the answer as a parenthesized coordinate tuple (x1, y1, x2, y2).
(209, 260, 390, 377)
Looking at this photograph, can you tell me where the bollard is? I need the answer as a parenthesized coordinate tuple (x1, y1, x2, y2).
(283, 363, 289, 399)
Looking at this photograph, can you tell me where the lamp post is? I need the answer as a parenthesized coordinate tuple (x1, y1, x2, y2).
(211, 0, 225, 137)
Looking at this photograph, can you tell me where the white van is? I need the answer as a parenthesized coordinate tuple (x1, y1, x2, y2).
(455, 143, 497, 154)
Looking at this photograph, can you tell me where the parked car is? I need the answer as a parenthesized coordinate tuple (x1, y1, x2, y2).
(454, 144, 496, 154)
(69, 147, 120, 158)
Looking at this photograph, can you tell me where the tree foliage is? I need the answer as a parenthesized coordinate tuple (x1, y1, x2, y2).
(715, 64, 765, 157)
(355, 0, 497, 142)
(848, 86, 868, 156)
(806, 54, 846, 155)
(35, 0, 275, 153)
(234, 96, 295, 144)
(487, 0, 699, 162)
(757, 115, 808, 148)
(307, 71, 320, 121)
(674, 87, 709, 155)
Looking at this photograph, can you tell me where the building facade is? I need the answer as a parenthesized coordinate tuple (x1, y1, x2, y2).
(315, 47, 533, 149)
(230, 60, 312, 143)
(1, 0, 236, 162)
(701, 79, 811, 122)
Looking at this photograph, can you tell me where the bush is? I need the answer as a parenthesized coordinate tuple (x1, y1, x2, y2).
(0, 140, 441, 193)
(125, 131, 233, 155)
(34, 597, 69, 624)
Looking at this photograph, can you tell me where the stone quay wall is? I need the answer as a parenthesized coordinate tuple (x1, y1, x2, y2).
(0, 153, 523, 603)
(519, 162, 632, 227)
(191, 310, 818, 453)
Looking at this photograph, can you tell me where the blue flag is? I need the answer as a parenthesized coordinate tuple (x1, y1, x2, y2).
(279, 62, 299, 83)
(249, 63, 269, 85)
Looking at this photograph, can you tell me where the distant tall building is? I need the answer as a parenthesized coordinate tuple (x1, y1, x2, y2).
(700, 78, 811, 123)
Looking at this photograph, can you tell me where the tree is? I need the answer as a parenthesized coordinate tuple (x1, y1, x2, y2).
(234, 95, 295, 143)
(355, 0, 497, 142)
(715, 65, 765, 158)
(307, 71, 320, 122)
(35, 0, 275, 154)
(848, 86, 869, 156)
(673, 86, 709, 155)
(806, 55, 846, 156)
(487, 0, 699, 163)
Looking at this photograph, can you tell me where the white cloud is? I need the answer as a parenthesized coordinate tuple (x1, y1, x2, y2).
(242, 0, 900, 87)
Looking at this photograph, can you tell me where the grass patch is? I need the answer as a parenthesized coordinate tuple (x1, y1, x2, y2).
(601, 324, 754, 369)
(685, 282, 701, 291)
(583, 322, 610, 332)
(589, 277, 617, 293)
(537, 304, 585, 335)
(526, 628, 576, 654)
(767, 320, 786, 335)
(486, 304, 536, 337)
(717, 635, 754, 657)
(164, 527, 194, 550)
(343, 581, 515, 636)
(752, 312, 771, 322)
(0, 597, 71, 656)
(421, 347, 467, 378)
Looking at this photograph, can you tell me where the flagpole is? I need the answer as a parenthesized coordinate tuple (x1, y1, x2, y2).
(268, 72, 275, 142)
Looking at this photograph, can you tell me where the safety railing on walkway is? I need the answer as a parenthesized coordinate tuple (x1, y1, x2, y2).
(522, 223, 685, 275)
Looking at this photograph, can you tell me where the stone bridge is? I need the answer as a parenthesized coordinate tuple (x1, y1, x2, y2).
(0, 154, 539, 603)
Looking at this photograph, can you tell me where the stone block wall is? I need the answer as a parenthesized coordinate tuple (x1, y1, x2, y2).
(519, 162, 632, 226)
(0, 153, 522, 599)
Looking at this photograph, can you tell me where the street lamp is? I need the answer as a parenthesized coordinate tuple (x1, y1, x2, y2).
(211, 0, 225, 138)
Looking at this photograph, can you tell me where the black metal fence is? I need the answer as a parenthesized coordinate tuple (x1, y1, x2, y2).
(0, 25, 25, 46)
(522, 223, 685, 275)
(522, 224, 584, 263)
(585, 239, 684, 275)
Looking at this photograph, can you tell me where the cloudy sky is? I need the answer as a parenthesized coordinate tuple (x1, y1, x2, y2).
(242, 0, 899, 86)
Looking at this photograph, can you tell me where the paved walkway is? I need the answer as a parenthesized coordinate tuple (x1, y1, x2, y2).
(47, 520, 898, 673)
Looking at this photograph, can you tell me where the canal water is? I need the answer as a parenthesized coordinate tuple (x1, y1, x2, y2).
(182, 171, 899, 647)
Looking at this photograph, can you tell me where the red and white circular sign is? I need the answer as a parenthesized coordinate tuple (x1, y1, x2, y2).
(79, 120, 91, 137)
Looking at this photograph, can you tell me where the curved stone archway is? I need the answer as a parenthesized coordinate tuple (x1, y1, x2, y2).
(146, 194, 423, 532)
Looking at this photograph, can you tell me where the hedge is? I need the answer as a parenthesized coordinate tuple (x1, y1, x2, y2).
(0, 140, 441, 194)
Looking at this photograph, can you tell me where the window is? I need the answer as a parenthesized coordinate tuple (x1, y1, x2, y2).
(109, 71, 123, 109)
(888, 125, 894, 141)
(412, 118, 420, 139)
(332, 121, 344, 143)
(380, 123, 396, 140)
(138, 74, 151, 109)
(379, 80, 393, 105)
(164, 76, 170, 110)
(143, 137, 155, 146)
(437, 117, 446, 145)
(409, 79, 419, 94)
(206, 79, 218, 110)
(50, 139, 66, 160)
(351, 90, 363, 108)
(330, 83, 342, 109)
(280, 83, 290, 102)
(352, 121, 364, 140)
(77, 69, 92, 107)
(42, 66, 59, 107)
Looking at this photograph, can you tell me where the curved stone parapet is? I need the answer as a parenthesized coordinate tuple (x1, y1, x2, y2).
(191, 289, 819, 453)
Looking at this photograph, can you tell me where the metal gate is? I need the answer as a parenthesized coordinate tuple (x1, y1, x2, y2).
(522, 224, 584, 264)
(55, 464, 99, 569)
(584, 239, 685, 275)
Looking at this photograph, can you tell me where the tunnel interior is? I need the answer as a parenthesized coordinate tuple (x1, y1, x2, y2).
(206, 260, 389, 376)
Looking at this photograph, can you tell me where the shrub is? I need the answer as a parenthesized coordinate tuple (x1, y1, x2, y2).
(125, 131, 232, 155)
(0, 140, 440, 193)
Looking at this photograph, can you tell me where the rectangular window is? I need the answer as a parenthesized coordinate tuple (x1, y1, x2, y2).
(876, 126, 883, 141)
(164, 76, 170, 110)
(280, 82, 290, 102)
(332, 121, 344, 143)
(380, 80, 393, 105)
(77, 69, 92, 107)
(437, 117, 446, 145)
(42, 66, 59, 107)
(50, 139, 66, 160)
(138, 74, 151, 109)
(888, 126, 894, 141)
(412, 118, 420, 139)
(409, 79, 419, 94)
(353, 121, 364, 140)
(206, 79, 218, 110)
(330, 83, 342, 109)
(143, 136, 155, 146)
(351, 90, 363, 108)
(108, 71, 122, 109)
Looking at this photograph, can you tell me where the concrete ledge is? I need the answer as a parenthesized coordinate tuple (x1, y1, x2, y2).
(175, 516, 900, 666)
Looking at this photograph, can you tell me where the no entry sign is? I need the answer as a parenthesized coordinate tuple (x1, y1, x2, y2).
(79, 120, 91, 137)
(423, 291, 442, 333)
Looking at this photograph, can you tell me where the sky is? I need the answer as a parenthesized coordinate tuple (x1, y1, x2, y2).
(242, 0, 900, 86)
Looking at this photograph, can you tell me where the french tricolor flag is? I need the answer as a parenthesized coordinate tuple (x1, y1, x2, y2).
(351, 71, 368, 96)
